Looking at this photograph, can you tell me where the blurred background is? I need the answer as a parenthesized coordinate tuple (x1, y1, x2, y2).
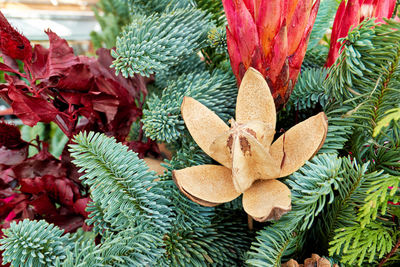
(0, 0, 100, 54)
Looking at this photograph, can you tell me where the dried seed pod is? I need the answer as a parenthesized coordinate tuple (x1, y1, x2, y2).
(174, 68, 328, 221)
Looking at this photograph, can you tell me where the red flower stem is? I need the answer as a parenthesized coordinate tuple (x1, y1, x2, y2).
(379, 236, 400, 266)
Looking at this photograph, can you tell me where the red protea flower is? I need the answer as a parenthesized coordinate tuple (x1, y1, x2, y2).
(222, 0, 320, 109)
(0, 12, 32, 62)
(325, 0, 397, 67)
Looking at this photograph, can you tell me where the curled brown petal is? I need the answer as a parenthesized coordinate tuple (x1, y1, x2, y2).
(242, 179, 291, 222)
(172, 165, 240, 206)
(235, 67, 276, 127)
(270, 112, 328, 178)
(181, 96, 229, 165)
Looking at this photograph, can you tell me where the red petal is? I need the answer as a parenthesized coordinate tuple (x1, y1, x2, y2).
(289, 0, 320, 81)
(235, 0, 260, 68)
(287, 0, 313, 55)
(326, 0, 361, 67)
(256, 0, 283, 58)
(222, 0, 239, 38)
(268, 20, 288, 86)
(338, 0, 362, 38)
(372, 0, 396, 18)
(284, 0, 300, 25)
(243, 0, 255, 18)
(226, 27, 242, 81)
(222, 0, 259, 68)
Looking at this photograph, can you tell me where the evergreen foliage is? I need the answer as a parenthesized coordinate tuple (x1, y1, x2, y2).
(329, 222, 395, 265)
(247, 154, 343, 266)
(2, 1, 400, 266)
(70, 132, 172, 233)
(126, 0, 193, 14)
(289, 68, 329, 111)
(111, 8, 213, 77)
(142, 69, 237, 143)
(91, 0, 131, 49)
(307, 0, 340, 50)
(0, 220, 70, 267)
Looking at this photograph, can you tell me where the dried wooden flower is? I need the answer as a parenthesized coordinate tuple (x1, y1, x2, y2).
(173, 68, 328, 221)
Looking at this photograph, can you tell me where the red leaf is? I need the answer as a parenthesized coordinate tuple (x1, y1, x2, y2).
(55, 63, 93, 91)
(19, 177, 46, 195)
(0, 62, 21, 76)
(45, 30, 79, 77)
(0, 122, 27, 149)
(7, 81, 59, 126)
(0, 146, 28, 166)
(73, 197, 90, 217)
(13, 149, 66, 179)
(29, 194, 58, 216)
(30, 44, 49, 79)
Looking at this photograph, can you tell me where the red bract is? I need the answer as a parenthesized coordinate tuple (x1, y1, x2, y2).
(325, 0, 396, 67)
(0, 12, 32, 62)
(222, 0, 320, 108)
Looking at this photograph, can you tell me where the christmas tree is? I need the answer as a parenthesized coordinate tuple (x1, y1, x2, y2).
(1, 0, 400, 266)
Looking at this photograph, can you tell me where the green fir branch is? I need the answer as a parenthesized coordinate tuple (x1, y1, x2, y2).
(125, 0, 193, 14)
(307, 0, 340, 50)
(111, 8, 213, 77)
(329, 222, 395, 265)
(247, 154, 343, 266)
(142, 69, 237, 144)
(357, 175, 400, 228)
(161, 216, 250, 266)
(0, 220, 71, 267)
(289, 68, 329, 111)
(69, 132, 172, 233)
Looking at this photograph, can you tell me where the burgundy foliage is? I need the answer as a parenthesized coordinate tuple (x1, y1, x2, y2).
(0, 10, 147, 140)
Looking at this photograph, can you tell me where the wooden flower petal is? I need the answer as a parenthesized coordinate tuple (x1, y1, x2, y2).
(235, 68, 276, 127)
(270, 112, 328, 178)
(209, 130, 232, 168)
(231, 132, 280, 193)
(181, 96, 229, 162)
(242, 120, 275, 149)
(243, 179, 291, 222)
(208, 120, 275, 168)
(172, 165, 240, 207)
